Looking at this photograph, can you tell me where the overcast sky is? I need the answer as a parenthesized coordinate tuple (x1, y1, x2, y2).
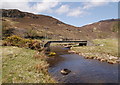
(1, 0, 119, 27)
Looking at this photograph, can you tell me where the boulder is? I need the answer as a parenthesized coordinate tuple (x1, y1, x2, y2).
(60, 69, 71, 75)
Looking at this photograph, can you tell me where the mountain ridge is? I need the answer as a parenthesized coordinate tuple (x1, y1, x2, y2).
(1, 9, 119, 40)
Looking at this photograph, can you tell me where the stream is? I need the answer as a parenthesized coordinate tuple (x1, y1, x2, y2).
(48, 46, 118, 83)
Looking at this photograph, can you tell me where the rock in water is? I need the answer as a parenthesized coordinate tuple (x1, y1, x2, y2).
(60, 69, 71, 75)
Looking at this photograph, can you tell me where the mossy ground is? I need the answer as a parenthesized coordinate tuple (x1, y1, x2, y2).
(1, 46, 56, 83)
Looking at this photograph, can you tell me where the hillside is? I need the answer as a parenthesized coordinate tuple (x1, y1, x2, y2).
(1, 9, 119, 40)
(78, 19, 119, 39)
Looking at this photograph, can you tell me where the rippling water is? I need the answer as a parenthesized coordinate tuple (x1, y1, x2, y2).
(48, 46, 118, 83)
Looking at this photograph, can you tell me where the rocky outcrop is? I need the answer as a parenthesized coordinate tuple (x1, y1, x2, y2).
(2, 9, 38, 18)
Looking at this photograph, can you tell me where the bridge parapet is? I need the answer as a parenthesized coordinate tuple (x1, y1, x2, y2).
(44, 41, 87, 47)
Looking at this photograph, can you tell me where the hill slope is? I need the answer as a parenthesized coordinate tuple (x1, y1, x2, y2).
(78, 19, 118, 39)
(1, 9, 119, 40)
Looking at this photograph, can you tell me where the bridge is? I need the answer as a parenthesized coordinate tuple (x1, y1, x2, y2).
(44, 41, 87, 47)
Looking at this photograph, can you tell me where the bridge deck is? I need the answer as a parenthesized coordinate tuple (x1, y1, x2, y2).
(48, 41, 87, 43)
(44, 41, 87, 47)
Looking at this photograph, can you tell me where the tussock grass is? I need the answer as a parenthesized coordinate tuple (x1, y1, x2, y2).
(71, 39, 119, 63)
(72, 39, 118, 57)
(1, 46, 56, 83)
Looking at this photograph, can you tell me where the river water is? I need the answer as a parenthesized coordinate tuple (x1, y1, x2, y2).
(48, 46, 118, 83)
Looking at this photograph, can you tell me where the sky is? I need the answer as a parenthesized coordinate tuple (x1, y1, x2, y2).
(1, 0, 119, 27)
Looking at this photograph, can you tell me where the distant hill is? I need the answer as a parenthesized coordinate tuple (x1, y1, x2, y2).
(78, 19, 119, 39)
(1, 9, 119, 40)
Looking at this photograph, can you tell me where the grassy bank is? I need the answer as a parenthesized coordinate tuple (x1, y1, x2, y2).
(1, 46, 56, 83)
(71, 39, 119, 64)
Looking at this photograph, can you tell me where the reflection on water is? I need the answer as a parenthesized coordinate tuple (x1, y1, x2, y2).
(50, 46, 70, 55)
(48, 46, 118, 83)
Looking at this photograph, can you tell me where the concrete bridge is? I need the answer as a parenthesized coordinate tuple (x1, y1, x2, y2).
(44, 41, 87, 47)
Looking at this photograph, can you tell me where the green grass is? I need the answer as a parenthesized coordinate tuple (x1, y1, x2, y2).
(71, 38, 118, 59)
(1, 46, 56, 83)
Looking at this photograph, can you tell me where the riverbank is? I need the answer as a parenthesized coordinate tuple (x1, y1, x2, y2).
(48, 45, 118, 83)
(70, 39, 120, 64)
(1, 46, 56, 83)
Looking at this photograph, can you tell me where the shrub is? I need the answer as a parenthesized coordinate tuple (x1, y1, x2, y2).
(3, 35, 43, 50)
(25, 28, 41, 39)
(2, 28, 15, 39)
(5, 35, 23, 46)
(2, 20, 14, 39)
(112, 23, 118, 32)
(48, 52, 56, 56)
